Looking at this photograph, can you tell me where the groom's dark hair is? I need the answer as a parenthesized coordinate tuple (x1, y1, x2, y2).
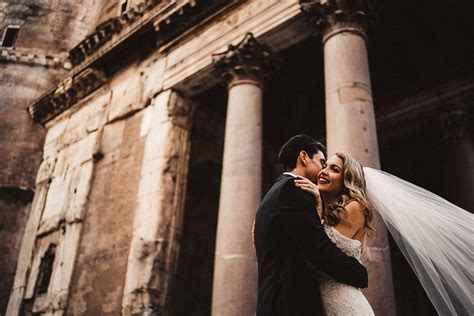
(278, 135, 327, 171)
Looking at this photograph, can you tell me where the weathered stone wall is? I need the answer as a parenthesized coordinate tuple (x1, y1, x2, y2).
(4, 1, 306, 314)
(0, 64, 62, 188)
(67, 90, 146, 315)
(0, 1, 109, 53)
(0, 0, 112, 188)
(6, 56, 152, 314)
(0, 1, 110, 313)
(0, 62, 56, 315)
(6, 84, 107, 314)
(6, 49, 194, 314)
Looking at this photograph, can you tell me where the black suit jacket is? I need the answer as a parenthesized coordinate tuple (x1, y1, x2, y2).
(255, 174, 368, 316)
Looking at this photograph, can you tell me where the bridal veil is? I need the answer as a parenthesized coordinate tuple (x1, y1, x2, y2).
(363, 167, 473, 316)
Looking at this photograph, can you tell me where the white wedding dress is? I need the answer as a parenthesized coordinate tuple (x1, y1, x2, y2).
(317, 224, 375, 316)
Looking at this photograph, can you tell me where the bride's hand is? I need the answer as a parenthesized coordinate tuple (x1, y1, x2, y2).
(294, 177, 323, 218)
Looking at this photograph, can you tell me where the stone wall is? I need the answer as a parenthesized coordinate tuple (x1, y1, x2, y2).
(0, 1, 110, 313)
(7, 84, 107, 314)
(67, 90, 146, 314)
(0, 0, 113, 187)
(6, 50, 195, 314)
(4, 1, 306, 314)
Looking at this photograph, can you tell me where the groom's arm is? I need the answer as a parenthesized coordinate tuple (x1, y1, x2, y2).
(278, 181, 368, 288)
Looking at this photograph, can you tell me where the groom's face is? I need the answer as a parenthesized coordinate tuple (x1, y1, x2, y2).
(303, 150, 326, 183)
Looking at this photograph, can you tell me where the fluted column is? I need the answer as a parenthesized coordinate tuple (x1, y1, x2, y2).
(211, 33, 272, 316)
(301, 1, 396, 315)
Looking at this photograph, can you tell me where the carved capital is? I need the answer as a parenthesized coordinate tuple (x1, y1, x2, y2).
(440, 109, 472, 141)
(300, 0, 377, 43)
(212, 33, 273, 88)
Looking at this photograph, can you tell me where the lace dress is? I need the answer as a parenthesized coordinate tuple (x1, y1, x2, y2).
(317, 225, 375, 316)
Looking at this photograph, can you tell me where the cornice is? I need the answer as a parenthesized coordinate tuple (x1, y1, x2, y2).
(28, 0, 236, 124)
(68, 0, 171, 70)
(28, 68, 107, 123)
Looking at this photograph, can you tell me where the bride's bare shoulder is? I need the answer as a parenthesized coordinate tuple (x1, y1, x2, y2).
(339, 201, 365, 229)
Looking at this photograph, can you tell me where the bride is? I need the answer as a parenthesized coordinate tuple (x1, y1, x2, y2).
(295, 152, 473, 316)
(295, 152, 375, 315)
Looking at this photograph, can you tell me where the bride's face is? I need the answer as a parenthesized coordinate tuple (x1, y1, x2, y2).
(317, 155, 344, 195)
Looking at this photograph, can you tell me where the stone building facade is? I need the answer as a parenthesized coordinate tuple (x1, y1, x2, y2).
(1, 0, 472, 315)
(0, 0, 114, 311)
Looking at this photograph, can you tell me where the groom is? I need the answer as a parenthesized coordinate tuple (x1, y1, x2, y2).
(254, 135, 368, 315)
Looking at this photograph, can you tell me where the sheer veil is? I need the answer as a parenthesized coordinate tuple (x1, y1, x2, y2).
(363, 167, 473, 316)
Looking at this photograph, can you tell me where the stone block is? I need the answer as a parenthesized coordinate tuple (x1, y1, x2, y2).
(53, 223, 82, 292)
(108, 64, 145, 122)
(40, 172, 70, 223)
(100, 120, 126, 156)
(139, 103, 154, 137)
(60, 94, 108, 148)
(65, 161, 94, 222)
(141, 55, 167, 103)
(43, 118, 68, 159)
(36, 155, 56, 185)
(40, 131, 97, 225)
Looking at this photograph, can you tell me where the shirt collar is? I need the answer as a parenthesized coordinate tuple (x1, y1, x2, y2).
(283, 172, 298, 178)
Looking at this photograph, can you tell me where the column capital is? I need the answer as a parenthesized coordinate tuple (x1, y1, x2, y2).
(300, 0, 377, 43)
(212, 33, 273, 89)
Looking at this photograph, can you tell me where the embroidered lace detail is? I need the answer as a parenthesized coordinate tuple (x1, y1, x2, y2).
(324, 225, 362, 259)
(317, 225, 374, 316)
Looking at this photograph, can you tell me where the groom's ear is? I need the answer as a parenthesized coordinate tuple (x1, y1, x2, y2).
(299, 150, 308, 166)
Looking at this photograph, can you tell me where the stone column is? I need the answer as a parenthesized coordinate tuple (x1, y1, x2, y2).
(439, 109, 473, 211)
(211, 33, 272, 316)
(301, 1, 396, 315)
(121, 90, 195, 315)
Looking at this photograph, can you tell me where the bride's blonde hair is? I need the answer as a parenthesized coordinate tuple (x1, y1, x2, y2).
(324, 152, 376, 237)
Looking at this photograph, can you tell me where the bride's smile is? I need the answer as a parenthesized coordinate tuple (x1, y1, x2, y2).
(317, 156, 344, 197)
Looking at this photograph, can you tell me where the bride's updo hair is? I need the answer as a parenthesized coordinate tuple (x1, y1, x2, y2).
(325, 152, 377, 237)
